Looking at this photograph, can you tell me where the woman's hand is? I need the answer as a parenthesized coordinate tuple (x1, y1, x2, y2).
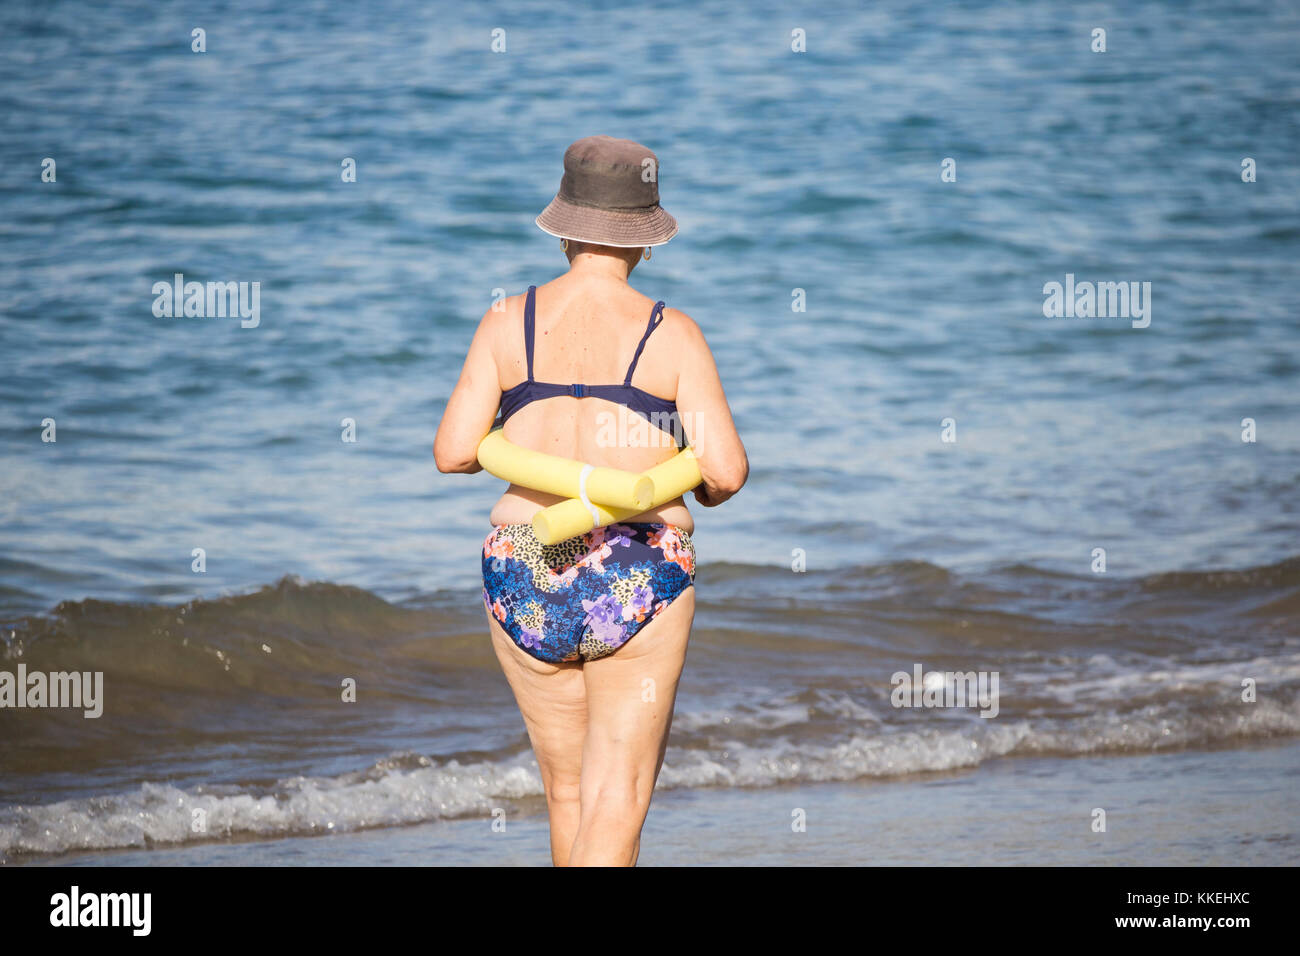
(692, 481, 733, 508)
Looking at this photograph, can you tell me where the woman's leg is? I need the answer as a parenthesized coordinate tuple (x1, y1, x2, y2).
(486, 612, 588, 866)
(568, 587, 695, 867)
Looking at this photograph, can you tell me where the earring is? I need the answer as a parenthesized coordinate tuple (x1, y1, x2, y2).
(642, 246, 651, 261)
(561, 238, 569, 252)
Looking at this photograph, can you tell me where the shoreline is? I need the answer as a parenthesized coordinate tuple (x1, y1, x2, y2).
(19, 737, 1299, 867)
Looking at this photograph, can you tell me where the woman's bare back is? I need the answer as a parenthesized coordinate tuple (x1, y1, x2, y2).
(488, 273, 692, 528)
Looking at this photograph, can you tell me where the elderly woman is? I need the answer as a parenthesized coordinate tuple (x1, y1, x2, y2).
(434, 135, 748, 866)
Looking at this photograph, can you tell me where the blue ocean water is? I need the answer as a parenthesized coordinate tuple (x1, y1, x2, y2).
(1, 1, 1299, 863)
(2, 0, 1297, 614)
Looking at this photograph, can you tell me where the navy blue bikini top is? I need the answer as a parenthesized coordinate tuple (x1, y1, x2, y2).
(494, 285, 683, 445)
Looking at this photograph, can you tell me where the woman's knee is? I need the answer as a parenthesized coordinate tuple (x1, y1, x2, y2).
(581, 768, 655, 819)
(546, 775, 583, 807)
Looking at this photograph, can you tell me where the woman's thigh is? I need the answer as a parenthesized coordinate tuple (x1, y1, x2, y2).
(485, 611, 587, 788)
(579, 587, 696, 795)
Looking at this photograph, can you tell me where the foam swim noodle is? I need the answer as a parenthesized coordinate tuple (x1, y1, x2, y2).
(476, 428, 653, 510)
(532, 447, 702, 545)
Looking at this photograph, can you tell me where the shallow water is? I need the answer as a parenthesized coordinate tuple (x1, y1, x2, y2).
(28, 742, 1300, 866)
(1, 0, 1298, 863)
(2, 561, 1297, 860)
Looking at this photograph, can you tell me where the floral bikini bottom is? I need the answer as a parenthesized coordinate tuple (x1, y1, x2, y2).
(482, 522, 696, 664)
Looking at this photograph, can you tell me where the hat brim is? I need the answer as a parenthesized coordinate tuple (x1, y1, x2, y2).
(536, 195, 678, 247)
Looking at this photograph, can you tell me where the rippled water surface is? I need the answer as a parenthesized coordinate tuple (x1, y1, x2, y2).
(0, 0, 1297, 863)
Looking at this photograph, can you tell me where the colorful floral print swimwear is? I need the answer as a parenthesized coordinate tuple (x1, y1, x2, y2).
(482, 522, 696, 664)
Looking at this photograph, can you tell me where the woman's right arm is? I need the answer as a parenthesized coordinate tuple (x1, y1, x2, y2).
(670, 309, 748, 507)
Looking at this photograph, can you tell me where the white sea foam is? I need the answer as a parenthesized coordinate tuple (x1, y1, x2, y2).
(4, 695, 1297, 860)
(0, 758, 543, 859)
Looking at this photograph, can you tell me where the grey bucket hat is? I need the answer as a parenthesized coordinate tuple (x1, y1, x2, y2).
(535, 135, 678, 247)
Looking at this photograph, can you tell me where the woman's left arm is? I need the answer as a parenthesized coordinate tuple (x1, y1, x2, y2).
(433, 307, 503, 473)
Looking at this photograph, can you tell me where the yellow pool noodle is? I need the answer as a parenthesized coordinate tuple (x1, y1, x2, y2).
(532, 447, 702, 545)
(476, 429, 653, 511)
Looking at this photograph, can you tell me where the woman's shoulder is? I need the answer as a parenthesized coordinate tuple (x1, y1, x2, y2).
(475, 288, 533, 340)
(471, 291, 531, 388)
(657, 303, 706, 348)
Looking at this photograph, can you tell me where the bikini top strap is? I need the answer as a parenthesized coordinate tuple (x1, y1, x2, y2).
(523, 285, 537, 381)
(624, 300, 666, 385)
